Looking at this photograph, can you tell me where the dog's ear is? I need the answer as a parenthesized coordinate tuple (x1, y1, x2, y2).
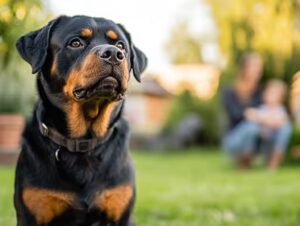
(16, 17, 62, 74)
(118, 24, 147, 82)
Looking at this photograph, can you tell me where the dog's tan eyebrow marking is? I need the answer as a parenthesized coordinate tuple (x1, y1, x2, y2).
(106, 30, 118, 40)
(80, 28, 93, 38)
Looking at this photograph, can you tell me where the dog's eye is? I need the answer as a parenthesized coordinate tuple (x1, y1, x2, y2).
(69, 39, 83, 48)
(116, 42, 125, 50)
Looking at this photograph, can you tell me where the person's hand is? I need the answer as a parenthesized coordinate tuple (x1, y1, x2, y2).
(267, 115, 287, 128)
(244, 108, 259, 121)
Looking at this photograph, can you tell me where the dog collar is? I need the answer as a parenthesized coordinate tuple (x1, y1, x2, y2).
(36, 103, 116, 153)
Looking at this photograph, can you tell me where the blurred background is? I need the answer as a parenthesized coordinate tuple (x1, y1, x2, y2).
(1, 0, 300, 226)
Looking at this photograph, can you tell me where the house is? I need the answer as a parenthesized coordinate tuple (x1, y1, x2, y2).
(158, 64, 220, 100)
(124, 65, 220, 136)
(124, 78, 173, 135)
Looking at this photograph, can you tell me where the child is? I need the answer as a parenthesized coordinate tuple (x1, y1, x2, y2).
(245, 79, 292, 170)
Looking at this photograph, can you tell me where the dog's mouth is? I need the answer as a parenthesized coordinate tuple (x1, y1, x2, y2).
(73, 76, 125, 101)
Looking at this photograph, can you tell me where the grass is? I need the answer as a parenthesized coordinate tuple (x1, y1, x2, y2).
(1, 148, 300, 226)
(0, 164, 15, 226)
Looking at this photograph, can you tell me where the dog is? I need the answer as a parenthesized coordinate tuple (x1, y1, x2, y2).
(14, 15, 147, 226)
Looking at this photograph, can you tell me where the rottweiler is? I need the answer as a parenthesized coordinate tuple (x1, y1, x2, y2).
(14, 15, 147, 226)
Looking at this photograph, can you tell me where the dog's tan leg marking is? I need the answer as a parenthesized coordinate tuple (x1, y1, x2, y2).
(23, 187, 76, 225)
(95, 184, 133, 222)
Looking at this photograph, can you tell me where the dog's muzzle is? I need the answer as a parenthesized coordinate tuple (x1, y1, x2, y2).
(72, 45, 126, 101)
(97, 45, 125, 65)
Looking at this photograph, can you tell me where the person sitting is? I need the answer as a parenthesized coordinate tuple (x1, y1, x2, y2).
(244, 79, 292, 170)
(222, 52, 263, 169)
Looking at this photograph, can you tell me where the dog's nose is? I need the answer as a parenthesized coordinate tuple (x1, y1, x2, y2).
(98, 46, 124, 65)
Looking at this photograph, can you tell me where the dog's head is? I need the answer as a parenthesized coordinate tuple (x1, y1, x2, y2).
(16, 16, 147, 103)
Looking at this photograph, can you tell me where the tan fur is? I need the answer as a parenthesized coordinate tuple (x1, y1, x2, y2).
(62, 52, 129, 138)
(106, 30, 118, 40)
(50, 57, 57, 75)
(95, 185, 133, 222)
(92, 102, 116, 137)
(23, 188, 76, 225)
(80, 28, 93, 38)
(65, 102, 88, 138)
(62, 54, 98, 137)
(63, 54, 103, 98)
(84, 101, 100, 119)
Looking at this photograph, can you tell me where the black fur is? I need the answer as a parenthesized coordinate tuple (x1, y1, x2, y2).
(14, 15, 147, 226)
(117, 24, 147, 82)
(16, 18, 60, 74)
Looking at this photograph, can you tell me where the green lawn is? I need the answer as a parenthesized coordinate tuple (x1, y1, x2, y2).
(1, 149, 300, 226)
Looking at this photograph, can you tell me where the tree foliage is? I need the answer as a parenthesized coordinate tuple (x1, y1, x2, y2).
(0, 0, 50, 66)
(165, 21, 203, 64)
(163, 90, 221, 144)
(0, 0, 51, 114)
(207, 0, 300, 82)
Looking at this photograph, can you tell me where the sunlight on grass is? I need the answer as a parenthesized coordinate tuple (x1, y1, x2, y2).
(133, 149, 300, 226)
(1, 148, 300, 226)
(0, 166, 15, 226)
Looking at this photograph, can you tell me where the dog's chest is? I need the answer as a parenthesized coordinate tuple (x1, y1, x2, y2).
(57, 150, 109, 186)
(22, 184, 133, 225)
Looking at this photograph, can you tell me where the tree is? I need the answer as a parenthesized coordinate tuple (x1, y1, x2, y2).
(165, 21, 203, 64)
(0, 0, 51, 114)
(0, 0, 51, 66)
(206, 0, 300, 82)
(164, 21, 218, 144)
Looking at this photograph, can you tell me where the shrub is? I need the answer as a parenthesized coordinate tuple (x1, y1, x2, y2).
(163, 90, 221, 145)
